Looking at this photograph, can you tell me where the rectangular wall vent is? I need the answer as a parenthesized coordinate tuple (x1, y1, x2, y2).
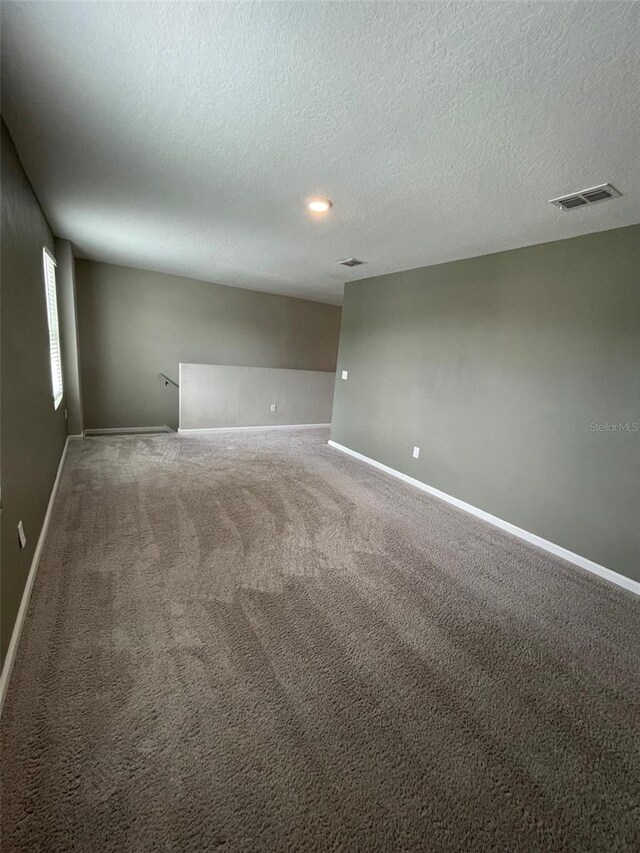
(549, 183, 622, 211)
(338, 258, 366, 267)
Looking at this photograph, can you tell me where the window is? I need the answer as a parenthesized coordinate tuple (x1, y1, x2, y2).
(42, 247, 64, 409)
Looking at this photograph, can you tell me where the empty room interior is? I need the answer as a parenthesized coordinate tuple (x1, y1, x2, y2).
(1, 2, 639, 851)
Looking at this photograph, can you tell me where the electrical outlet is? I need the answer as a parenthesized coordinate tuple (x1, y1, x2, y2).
(341, 370, 348, 380)
(412, 446, 420, 459)
(270, 403, 277, 412)
(17, 520, 27, 549)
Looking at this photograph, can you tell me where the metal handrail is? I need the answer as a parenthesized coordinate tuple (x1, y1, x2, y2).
(158, 372, 179, 388)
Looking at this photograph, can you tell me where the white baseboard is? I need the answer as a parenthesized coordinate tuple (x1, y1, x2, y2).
(327, 440, 640, 597)
(179, 423, 331, 434)
(84, 426, 171, 435)
(0, 437, 71, 715)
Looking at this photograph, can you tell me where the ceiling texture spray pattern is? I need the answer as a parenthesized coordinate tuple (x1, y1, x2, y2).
(2, 1, 639, 304)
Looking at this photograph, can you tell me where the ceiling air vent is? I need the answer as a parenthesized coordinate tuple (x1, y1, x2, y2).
(549, 183, 622, 211)
(338, 258, 366, 267)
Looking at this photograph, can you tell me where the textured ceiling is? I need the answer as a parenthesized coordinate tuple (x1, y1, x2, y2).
(2, 1, 639, 304)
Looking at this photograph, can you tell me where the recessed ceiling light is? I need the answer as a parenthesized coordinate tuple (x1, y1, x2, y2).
(306, 197, 333, 214)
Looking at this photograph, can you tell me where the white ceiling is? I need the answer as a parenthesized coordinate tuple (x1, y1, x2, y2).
(2, 1, 639, 305)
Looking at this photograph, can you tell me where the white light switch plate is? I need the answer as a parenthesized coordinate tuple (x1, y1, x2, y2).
(270, 403, 277, 412)
(17, 520, 27, 549)
(413, 446, 420, 459)
(341, 370, 348, 380)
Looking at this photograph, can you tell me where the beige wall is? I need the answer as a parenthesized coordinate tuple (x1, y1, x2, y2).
(179, 364, 335, 430)
(76, 260, 342, 431)
(1, 120, 67, 665)
(331, 225, 640, 582)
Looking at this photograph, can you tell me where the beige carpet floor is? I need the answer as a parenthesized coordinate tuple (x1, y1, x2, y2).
(1, 428, 639, 852)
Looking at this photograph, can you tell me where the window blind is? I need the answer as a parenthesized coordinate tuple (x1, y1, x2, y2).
(42, 248, 64, 409)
